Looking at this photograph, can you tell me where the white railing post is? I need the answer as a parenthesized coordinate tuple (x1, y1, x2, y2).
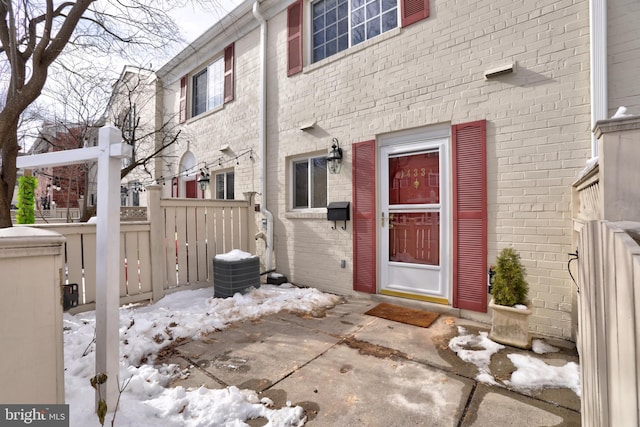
(16, 125, 131, 410)
(95, 125, 131, 409)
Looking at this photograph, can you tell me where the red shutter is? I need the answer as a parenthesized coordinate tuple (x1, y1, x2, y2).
(452, 120, 487, 312)
(401, 0, 430, 28)
(353, 140, 376, 293)
(179, 75, 187, 123)
(224, 43, 235, 104)
(287, 0, 303, 76)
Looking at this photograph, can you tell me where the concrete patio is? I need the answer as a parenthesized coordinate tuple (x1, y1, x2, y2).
(157, 295, 581, 426)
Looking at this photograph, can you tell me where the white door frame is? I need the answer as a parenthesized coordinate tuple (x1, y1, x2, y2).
(379, 129, 451, 304)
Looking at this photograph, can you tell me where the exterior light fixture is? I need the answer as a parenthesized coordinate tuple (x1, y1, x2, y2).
(326, 138, 343, 174)
(198, 168, 210, 191)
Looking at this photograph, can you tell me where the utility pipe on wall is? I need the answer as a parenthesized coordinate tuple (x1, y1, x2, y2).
(253, 1, 275, 272)
(589, 0, 608, 157)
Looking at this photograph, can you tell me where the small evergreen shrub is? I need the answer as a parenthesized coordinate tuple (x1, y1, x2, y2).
(16, 175, 37, 224)
(492, 247, 528, 306)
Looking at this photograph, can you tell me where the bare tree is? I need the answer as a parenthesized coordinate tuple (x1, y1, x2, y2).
(0, 0, 190, 228)
(88, 65, 183, 221)
(31, 63, 183, 221)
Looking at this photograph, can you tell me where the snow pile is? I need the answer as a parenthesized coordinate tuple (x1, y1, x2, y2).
(214, 249, 256, 261)
(531, 339, 559, 354)
(577, 156, 599, 179)
(504, 354, 581, 397)
(448, 331, 580, 397)
(611, 106, 634, 119)
(64, 285, 341, 426)
(448, 327, 505, 385)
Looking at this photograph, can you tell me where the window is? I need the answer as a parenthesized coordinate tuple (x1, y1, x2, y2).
(122, 105, 136, 167)
(183, 43, 234, 120)
(192, 57, 224, 117)
(312, 0, 398, 62)
(120, 186, 128, 206)
(215, 171, 235, 200)
(292, 156, 327, 209)
(130, 182, 141, 207)
(123, 104, 136, 143)
(287, 0, 428, 74)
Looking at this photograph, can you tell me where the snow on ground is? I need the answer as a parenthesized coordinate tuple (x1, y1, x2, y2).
(448, 327, 505, 385)
(531, 339, 559, 355)
(65, 283, 580, 426)
(505, 354, 581, 397)
(64, 284, 341, 427)
(448, 329, 580, 396)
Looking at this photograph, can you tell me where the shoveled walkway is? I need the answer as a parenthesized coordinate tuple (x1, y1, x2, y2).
(157, 295, 581, 426)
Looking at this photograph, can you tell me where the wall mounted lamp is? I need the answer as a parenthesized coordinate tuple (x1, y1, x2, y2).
(198, 168, 210, 191)
(326, 138, 343, 174)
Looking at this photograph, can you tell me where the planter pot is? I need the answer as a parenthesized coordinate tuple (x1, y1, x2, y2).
(489, 297, 532, 349)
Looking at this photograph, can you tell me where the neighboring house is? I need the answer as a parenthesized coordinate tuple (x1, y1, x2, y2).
(29, 122, 89, 210)
(154, 0, 640, 341)
(104, 66, 172, 208)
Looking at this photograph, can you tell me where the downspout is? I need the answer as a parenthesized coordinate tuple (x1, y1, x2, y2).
(589, 0, 607, 157)
(253, 1, 275, 272)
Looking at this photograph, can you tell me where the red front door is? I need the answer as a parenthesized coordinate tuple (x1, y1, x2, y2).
(185, 180, 197, 199)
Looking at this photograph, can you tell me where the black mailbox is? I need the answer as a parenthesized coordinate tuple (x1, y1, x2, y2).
(327, 201, 350, 229)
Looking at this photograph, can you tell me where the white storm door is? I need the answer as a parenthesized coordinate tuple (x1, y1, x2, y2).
(380, 139, 449, 302)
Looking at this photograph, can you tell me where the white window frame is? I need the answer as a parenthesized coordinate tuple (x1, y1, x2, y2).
(215, 170, 235, 200)
(290, 154, 328, 210)
(192, 56, 224, 117)
(310, 0, 399, 63)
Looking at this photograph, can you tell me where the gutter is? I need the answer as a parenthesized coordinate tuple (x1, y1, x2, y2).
(589, 0, 608, 157)
(253, 1, 275, 272)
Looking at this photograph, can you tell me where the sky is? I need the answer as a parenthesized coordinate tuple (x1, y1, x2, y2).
(63, 273, 580, 426)
(173, 0, 245, 44)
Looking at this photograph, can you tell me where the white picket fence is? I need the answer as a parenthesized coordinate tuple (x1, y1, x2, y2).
(29, 185, 256, 313)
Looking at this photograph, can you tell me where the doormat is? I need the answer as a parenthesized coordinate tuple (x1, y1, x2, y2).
(364, 303, 440, 328)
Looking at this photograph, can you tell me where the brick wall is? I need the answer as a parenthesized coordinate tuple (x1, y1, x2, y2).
(158, 0, 608, 340)
(265, 0, 592, 339)
(159, 31, 263, 201)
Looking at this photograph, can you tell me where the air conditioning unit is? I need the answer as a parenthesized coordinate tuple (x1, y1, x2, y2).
(213, 256, 260, 298)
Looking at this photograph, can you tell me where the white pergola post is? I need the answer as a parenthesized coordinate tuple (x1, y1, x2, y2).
(95, 125, 127, 407)
(16, 124, 131, 409)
